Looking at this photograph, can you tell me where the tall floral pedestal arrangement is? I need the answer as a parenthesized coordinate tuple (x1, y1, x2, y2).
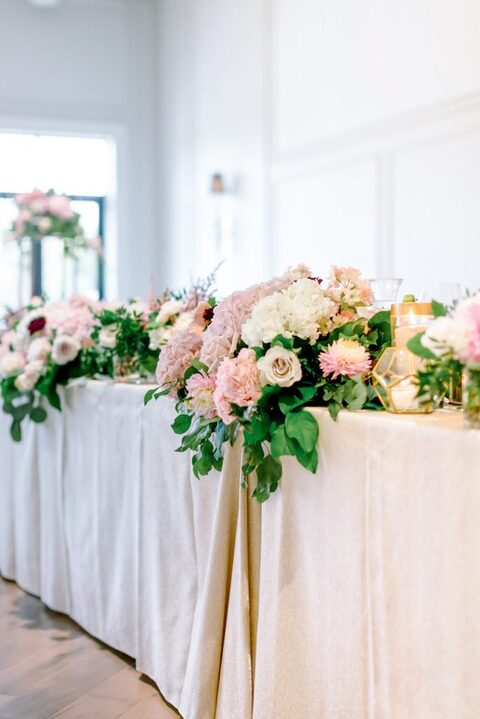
(12, 189, 91, 303)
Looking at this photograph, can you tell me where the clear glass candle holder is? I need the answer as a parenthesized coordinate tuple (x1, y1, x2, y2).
(368, 278, 403, 310)
(391, 302, 434, 349)
(372, 347, 435, 414)
(113, 354, 141, 383)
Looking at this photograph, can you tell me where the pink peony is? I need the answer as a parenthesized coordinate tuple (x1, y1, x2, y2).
(213, 348, 261, 425)
(319, 338, 372, 379)
(155, 330, 203, 387)
(186, 371, 217, 419)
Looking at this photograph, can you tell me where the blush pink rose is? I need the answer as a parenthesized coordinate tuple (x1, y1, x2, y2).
(213, 348, 261, 425)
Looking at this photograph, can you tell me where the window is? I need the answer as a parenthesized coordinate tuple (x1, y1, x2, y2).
(0, 132, 116, 309)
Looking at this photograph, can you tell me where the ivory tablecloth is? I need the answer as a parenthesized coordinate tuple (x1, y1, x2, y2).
(1, 380, 480, 719)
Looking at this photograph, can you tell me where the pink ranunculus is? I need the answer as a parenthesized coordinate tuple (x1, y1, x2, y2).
(319, 338, 372, 380)
(213, 348, 261, 425)
(186, 371, 217, 419)
(155, 330, 203, 387)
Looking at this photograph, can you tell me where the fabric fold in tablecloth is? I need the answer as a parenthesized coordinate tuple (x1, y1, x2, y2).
(2, 383, 480, 719)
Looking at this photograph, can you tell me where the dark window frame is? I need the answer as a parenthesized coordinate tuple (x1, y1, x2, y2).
(0, 191, 106, 299)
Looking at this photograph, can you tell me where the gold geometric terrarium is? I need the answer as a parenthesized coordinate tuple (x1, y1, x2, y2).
(372, 347, 434, 414)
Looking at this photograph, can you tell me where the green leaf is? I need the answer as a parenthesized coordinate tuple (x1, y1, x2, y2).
(294, 444, 319, 473)
(243, 441, 265, 472)
(327, 401, 341, 420)
(270, 424, 294, 458)
(344, 378, 367, 411)
(278, 385, 317, 414)
(285, 410, 319, 453)
(368, 310, 391, 328)
(10, 420, 21, 442)
(406, 331, 436, 360)
(47, 388, 62, 411)
(144, 388, 156, 405)
(172, 413, 193, 434)
(243, 411, 270, 445)
(254, 454, 283, 502)
(30, 406, 47, 423)
(271, 334, 294, 350)
(191, 358, 209, 373)
(432, 299, 447, 318)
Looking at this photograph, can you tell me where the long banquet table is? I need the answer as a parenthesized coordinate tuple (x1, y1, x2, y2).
(1, 380, 480, 718)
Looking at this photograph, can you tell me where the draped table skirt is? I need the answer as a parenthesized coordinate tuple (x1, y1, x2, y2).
(1, 380, 480, 719)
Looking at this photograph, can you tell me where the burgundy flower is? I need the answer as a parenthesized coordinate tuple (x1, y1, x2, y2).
(203, 306, 214, 323)
(28, 316, 47, 335)
(308, 276, 323, 285)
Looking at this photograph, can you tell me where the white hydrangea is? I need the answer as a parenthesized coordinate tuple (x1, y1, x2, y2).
(0, 351, 25, 378)
(241, 278, 336, 347)
(241, 293, 290, 347)
(421, 314, 471, 358)
(283, 278, 336, 341)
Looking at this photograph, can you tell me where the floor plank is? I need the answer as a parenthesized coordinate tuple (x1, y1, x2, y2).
(0, 578, 181, 719)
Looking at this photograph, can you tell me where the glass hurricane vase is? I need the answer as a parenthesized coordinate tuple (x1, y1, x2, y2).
(113, 355, 142, 383)
(463, 365, 480, 428)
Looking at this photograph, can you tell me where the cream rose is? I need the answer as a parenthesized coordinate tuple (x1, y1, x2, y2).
(157, 299, 186, 324)
(256, 346, 302, 387)
(0, 351, 26, 378)
(14, 360, 44, 392)
(51, 335, 81, 365)
(27, 337, 51, 362)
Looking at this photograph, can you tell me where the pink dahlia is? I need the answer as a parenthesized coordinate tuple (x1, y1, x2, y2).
(155, 330, 203, 387)
(213, 348, 261, 425)
(319, 338, 371, 380)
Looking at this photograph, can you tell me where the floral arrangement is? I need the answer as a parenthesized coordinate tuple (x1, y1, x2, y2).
(86, 273, 217, 381)
(147, 265, 391, 502)
(0, 270, 218, 440)
(12, 188, 92, 257)
(408, 293, 480, 425)
(0, 296, 96, 440)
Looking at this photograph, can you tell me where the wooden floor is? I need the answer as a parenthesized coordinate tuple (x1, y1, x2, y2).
(0, 578, 180, 719)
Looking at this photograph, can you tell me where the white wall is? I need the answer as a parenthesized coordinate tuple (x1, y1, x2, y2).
(0, 0, 159, 298)
(157, 0, 269, 294)
(273, 0, 480, 294)
(158, 0, 480, 295)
